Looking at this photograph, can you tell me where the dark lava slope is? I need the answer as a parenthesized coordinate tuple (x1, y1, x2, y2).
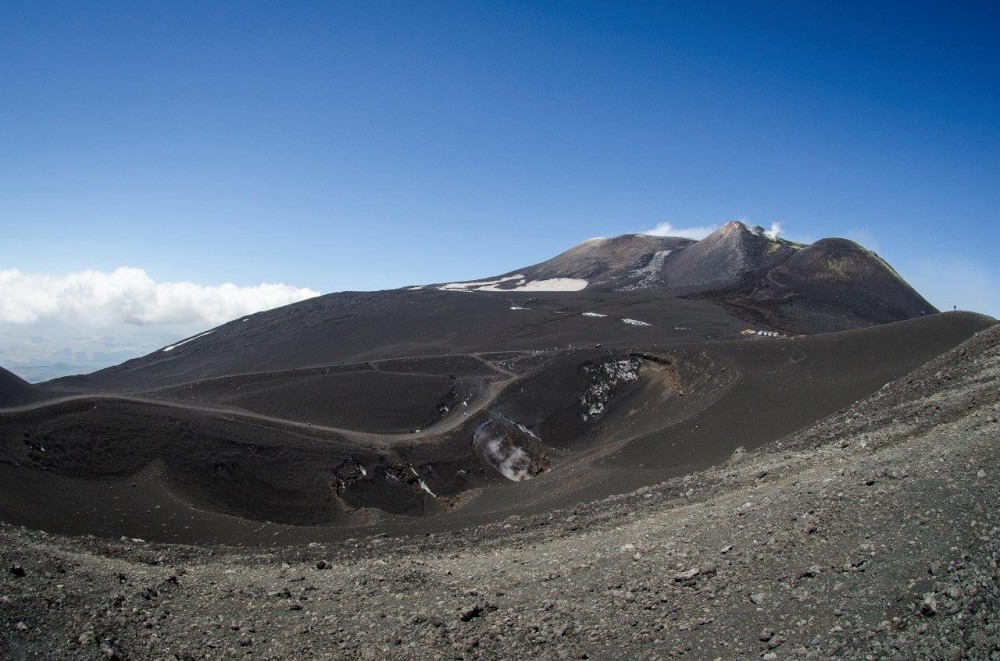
(508, 233, 696, 287)
(0, 367, 51, 408)
(0, 224, 969, 545)
(694, 234, 938, 333)
(44, 290, 748, 393)
(0, 312, 992, 544)
(42, 222, 933, 394)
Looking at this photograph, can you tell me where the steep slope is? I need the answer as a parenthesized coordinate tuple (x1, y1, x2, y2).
(659, 220, 799, 291)
(429, 221, 934, 334)
(769, 238, 936, 320)
(510, 234, 695, 289)
(41, 224, 938, 392)
(0, 366, 52, 408)
(697, 238, 939, 333)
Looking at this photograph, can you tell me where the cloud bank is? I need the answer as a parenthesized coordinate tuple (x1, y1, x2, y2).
(0, 267, 320, 326)
(0, 267, 320, 381)
(642, 220, 786, 242)
(641, 222, 717, 240)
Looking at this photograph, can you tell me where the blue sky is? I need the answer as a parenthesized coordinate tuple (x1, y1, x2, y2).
(1, 1, 998, 378)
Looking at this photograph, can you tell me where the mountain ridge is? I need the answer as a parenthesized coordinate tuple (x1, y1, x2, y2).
(434, 221, 934, 311)
(28, 221, 939, 392)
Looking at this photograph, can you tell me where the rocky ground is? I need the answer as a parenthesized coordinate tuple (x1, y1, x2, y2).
(2, 323, 999, 660)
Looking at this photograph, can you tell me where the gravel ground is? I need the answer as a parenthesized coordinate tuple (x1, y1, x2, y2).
(2, 323, 999, 660)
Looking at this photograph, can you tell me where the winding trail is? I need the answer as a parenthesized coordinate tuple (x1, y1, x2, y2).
(0, 352, 532, 446)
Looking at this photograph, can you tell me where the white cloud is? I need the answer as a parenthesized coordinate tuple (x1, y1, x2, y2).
(641, 222, 718, 240)
(0, 267, 319, 326)
(763, 222, 782, 240)
(0, 268, 320, 380)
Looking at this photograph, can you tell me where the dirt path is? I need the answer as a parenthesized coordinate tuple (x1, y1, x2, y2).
(0, 352, 527, 445)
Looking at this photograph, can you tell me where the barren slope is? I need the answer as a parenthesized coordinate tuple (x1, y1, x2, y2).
(0, 312, 991, 545)
(0, 367, 51, 408)
(1, 317, 998, 660)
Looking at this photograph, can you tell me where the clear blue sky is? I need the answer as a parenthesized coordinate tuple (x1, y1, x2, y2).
(1, 1, 998, 368)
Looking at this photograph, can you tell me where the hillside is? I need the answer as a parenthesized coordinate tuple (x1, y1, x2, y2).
(2, 225, 998, 658)
(0, 367, 51, 408)
(1, 315, 998, 659)
(42, 223, 934, 393)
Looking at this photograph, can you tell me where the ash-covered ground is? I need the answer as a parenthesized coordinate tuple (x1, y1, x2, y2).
(2, 320, 999, 660)
(0, 227, 995, 659)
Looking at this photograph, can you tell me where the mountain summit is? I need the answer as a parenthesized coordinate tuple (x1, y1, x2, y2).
(459, 221, 935, 332)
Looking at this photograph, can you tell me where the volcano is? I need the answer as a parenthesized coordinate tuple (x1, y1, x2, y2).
(0, 221, 966, 540)
(2, 225, 998, 659)
(37, 222, 935, 394)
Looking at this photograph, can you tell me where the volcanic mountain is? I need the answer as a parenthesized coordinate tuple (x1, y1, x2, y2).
(0, 221, 976, 545)
(482, 221, 936, 331)
(38, 221, 935, 394)
(3, 224, 1000, 658)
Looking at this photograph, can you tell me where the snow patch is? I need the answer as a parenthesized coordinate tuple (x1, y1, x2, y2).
(582, 312, 607, 318)
(510, 306, 530, 310)
(517, 423, 540, 440)
(439, 275, 524, 291)
(510, 278, 587, 292)
(162, 330, 215, 352)
(622, 318, 652, 327)
(409, 466, 436, 497)
(440, 275, 588, 293)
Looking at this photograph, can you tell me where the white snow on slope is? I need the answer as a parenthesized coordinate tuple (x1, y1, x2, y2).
(622, 318, 652, 327)
(509, 278, 588, 292)
(582, 312, 607, 318)
(580, 358, 642, 420)
(439, 275, 588, 293)
(440, 275, 525, 290)
(162, 330, 215, 352)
